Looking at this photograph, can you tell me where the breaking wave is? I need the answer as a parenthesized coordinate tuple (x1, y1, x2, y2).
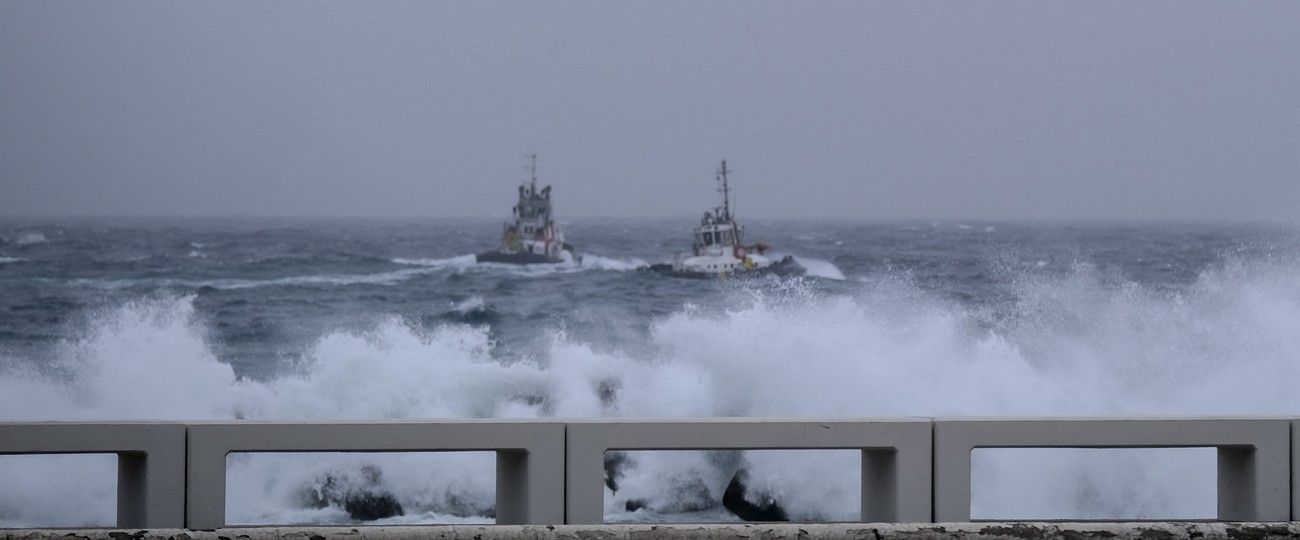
(390, 255, 479, 271)
(39, 252, 648, 293)
(65, 252, 643, 291)
(449, 296, 488, 314)
(580, 255, 648, 272)
(10, 230, 48, 246)
(393, 254, 646, 274)
(71, 269, 440, 291)
(3, 259, 1300, 524)
(791, 256, 845, 280)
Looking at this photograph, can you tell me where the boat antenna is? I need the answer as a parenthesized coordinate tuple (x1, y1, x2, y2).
(716, 159, 732, 220)
(525, 153, 538, 189)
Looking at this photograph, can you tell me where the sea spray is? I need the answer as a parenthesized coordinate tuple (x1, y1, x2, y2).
(3, 256, 1300, 523)
(790, 256, 846, 280)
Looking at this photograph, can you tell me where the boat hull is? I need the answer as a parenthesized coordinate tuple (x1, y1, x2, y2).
(645, 255, 805, 279)
(475, 251, 566, 265)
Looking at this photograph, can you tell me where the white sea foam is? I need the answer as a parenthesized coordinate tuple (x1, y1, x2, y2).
(72, 252, 644, 292)
(225, 452, 495, 526)
(791, 256, 845, 280)
(217, 270, 434, 289)
(580, 255, 648, 271)
(395, 254, 575, 277)
(0, 256, 25, 264)
(449, 296, 487, 314)
(12, 230, 48, 246)
(394, 253, 646, 275)
(3, 260, 1300, 523)
(0, 454, 117, 528)
(391, 255, 479, 270)
(74, 267, 443, 291)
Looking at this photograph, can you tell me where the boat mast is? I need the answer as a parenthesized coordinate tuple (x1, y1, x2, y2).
(525, 153, 538, 190)
(716, 159, 731, 220)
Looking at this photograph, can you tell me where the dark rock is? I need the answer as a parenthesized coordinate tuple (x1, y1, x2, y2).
(295, 465, 404, 521)
(341, 491, 404, 521)
(721, 469, 788, 522)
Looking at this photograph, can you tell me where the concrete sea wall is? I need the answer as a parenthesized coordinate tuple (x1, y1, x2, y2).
(8, 524, 1300, 540)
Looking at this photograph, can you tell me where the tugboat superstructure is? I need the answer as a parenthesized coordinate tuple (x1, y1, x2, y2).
(476, 154, 578, 264)
(648, 160, 803, 278)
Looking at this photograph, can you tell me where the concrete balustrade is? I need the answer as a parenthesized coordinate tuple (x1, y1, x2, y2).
(933, 418, 1291, 522)
(3, 417, 1300, 529)
(564, 418, 933, 523)
(184, 420, 565, 528)
(0, 422, 186, 528)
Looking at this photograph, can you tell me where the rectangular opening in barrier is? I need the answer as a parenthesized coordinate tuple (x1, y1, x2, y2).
(225, 451, 496, 525)
(971, 447, 1216, 520)
(602, 449, 860, 523)
(0, 453, 118, 528)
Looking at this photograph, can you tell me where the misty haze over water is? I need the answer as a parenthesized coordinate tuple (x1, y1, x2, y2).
(2, 2, 1298, 220)
(3, 0, 1300, 530)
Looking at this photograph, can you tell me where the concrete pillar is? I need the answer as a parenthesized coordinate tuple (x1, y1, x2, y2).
(861, 448, 898, 522)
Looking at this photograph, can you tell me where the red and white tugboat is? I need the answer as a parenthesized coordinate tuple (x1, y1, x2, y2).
(647, 160, 803, 278)
(476, 154, 579, 264)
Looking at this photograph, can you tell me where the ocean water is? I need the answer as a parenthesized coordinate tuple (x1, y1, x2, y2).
(1, 217, 1299, 526)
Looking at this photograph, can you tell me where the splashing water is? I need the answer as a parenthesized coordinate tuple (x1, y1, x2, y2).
(1, 220, 1298, 525)
(3, 258, 1300, 523)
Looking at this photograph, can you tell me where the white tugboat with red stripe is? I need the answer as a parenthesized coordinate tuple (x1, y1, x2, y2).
(647, 160, 803, 279)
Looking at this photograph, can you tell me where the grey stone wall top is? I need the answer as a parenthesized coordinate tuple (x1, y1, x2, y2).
(6, 523, 1300, 540)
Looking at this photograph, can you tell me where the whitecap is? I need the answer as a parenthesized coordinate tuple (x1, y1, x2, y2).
(394, 253, 645, 275)
(580, 255, 648, 271)
(71, 268, 439, 291)
(12, 231, 47, 246)
(450, 296, 487, 314)
(791, 256, 846, 280)
(391, 254, 478, 270)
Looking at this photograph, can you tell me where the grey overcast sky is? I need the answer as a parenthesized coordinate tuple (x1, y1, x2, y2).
(1, 2, 1298, 221)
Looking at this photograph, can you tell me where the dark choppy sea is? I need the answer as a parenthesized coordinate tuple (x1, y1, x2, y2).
(2, 217, 1299, 526)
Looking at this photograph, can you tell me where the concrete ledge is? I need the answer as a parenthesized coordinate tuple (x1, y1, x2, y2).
(8, 524, 1300, 540)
